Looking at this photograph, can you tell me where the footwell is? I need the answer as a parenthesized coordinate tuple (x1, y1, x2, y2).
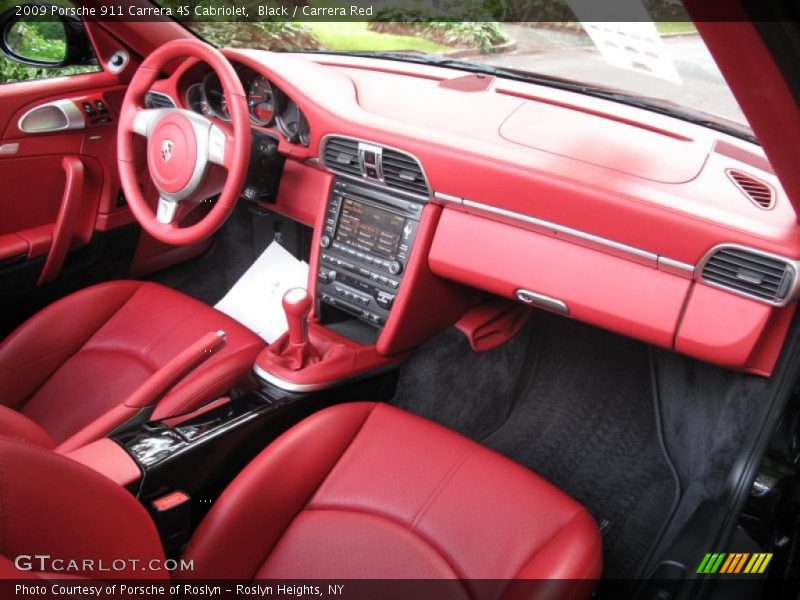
(392, 311, 680, 579)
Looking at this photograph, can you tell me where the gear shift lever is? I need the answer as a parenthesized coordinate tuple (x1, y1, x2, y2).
(257, 287, 351, 377)
(283, 287, 312, 345)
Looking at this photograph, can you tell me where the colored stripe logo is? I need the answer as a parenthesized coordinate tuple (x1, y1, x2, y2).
(697, 553, 773, 575)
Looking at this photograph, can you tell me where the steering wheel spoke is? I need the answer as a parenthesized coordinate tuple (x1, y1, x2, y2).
(132, 108, 167, 137)
(156, 196, 180, 225)
(208, 123, 229, 168)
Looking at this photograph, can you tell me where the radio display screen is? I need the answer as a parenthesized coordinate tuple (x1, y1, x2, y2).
(335, 198, 405, 259)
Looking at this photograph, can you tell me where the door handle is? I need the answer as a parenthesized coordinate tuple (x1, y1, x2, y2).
(18, 100, 85, 133)
(38, 156, 85, 285)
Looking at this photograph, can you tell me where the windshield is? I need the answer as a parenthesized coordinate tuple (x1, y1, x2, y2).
(156, 1, 751, 139)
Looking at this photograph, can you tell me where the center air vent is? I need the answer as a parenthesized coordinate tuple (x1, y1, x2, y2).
(322, 137, 360, 177)
(727, 169, 775, 210)
(382, 149, 429, 197)
(145, 91, 176, 109)
(701, 246, 795, 304)
(321, 136, 430, 199)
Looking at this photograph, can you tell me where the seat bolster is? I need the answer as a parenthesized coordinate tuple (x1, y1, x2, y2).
(0, 280, 144, 409)
(514, 509, 603, 580)
(0, 405, 54, 449)
(180, 402, 378, 580)
(0, 438, 165, 580)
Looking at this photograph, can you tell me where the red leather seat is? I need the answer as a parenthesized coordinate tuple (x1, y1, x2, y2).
(0, 280, 263, 451)
(0, 402, 602, 591)
(181, 402, 602, 584)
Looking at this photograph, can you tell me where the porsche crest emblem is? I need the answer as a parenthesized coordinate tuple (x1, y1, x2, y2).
(160, 139, 175, 162)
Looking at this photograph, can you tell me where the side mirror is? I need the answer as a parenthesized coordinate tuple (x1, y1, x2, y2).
(0, 3, 96, 68)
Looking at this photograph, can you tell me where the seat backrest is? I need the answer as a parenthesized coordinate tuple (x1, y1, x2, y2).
(0, 437, 166, 580)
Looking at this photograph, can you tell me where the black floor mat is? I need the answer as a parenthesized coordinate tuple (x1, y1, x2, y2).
(393, 326, 533, 440)
(392, 311, 680, 579)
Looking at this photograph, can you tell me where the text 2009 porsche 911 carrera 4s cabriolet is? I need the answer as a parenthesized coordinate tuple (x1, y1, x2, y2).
(0, 1, 799, 598)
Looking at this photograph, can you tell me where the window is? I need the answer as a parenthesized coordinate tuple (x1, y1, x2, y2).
(0, 1, 100, 84)
(159, 0, 752, 141)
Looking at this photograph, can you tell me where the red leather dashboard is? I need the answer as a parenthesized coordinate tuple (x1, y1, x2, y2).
(147, 49, 797, 376)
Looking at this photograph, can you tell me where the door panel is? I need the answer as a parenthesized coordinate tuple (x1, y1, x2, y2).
(0, 84, 123, 266)
(0, 20, 136, 333)
(0, 19, 217, 335)
(0, 154, 75, 235)
(0, 72, 144, 333)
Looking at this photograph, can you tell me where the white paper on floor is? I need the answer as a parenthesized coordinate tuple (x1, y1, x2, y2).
(215, 241, 309, 343)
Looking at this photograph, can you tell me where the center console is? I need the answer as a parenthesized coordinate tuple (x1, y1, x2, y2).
(102, 388, 345, 554)
(317, 179, 424, 328)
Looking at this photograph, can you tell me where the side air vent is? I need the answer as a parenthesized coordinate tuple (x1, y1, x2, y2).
(701, 246, 795, 304)
(144, 91, 176, 109)
(322, 137, 361, 178)
(382, 149, 429, 197)
(727, 169, 775, 210)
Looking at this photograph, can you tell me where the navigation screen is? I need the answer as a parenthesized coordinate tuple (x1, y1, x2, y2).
(335, 198, 405, 259)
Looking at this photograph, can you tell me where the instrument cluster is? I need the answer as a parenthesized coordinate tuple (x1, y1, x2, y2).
(185, 64, 310, 146)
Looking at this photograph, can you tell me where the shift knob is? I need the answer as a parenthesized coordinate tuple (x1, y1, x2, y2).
(283, 287, 312, 345)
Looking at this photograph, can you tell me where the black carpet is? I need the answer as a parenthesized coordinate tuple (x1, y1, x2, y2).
(393, 311, 680, 579)
(648, 349, 770, 562)
(393, 326, 534, 440)
(148, 203, 312, 305)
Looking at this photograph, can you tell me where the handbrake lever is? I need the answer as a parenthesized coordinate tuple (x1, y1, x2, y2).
(123, 330, 227, 409)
